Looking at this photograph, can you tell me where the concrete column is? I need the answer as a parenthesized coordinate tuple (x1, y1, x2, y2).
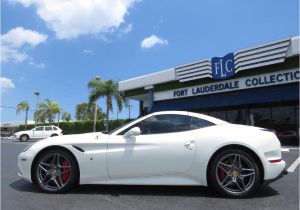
(148, 89, 153, 113)
(145, 85, 154, 113)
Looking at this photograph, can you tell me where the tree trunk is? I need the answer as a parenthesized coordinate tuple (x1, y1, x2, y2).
(58, 113, 60, 127)
(106, 101, 109, 132)
(93, 102, 97, 132)
(25, 109, 28, 130)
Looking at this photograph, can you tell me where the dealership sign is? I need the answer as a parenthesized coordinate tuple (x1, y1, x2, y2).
(211, 53, 235, 80)
(154, 69, 299, 101)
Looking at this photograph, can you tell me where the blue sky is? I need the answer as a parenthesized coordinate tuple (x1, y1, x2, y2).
(1, 0, 299, 123)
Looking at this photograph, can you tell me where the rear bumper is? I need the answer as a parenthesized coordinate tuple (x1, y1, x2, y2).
(263, 168, 287, 186)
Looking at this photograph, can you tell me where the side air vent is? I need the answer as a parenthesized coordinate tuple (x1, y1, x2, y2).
(72, 145, 85, 152)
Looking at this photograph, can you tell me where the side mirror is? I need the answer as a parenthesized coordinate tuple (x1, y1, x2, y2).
(124, 127, 141, 138)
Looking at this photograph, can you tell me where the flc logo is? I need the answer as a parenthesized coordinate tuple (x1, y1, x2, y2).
(211, 53, 235, 80)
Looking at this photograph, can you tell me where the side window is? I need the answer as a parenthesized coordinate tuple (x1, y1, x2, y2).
(190, 117, 214, 129)
(118, 114, 192, 135)
(153, 114, 191, 133)
(45, 126, 53, 131)
(117, 117, 153, 135)
(53, 127, 58, 131)
(35, 127, 44, 131)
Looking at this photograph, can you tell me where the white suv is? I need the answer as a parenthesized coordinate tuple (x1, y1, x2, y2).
(14, 126, 63, 142)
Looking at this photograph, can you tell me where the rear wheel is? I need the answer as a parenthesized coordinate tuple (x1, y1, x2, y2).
(51, 134, 58, 137)
(209, 149, 261, 198)
(33, 149, 78, 193)
(20, 134, 29, 142)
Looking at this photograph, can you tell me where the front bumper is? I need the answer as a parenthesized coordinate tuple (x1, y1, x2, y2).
(17, 152, 33, 183)
(263, 168, 288, 186)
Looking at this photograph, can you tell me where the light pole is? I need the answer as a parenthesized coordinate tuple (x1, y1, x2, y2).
(34, 91, 40, 127)
(93, 76, 100, 132)
(128, 104, 133, 119)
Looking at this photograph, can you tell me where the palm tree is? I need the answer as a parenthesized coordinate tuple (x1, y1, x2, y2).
(37, 99, 61, 123)
(61, 111, 72, 122)
(34, 109, 46, 124)
(75, 102, 106, 121)
(16, 101, 29, 130)
(88, 78, 126, 132)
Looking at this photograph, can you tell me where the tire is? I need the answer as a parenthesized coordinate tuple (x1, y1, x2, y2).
(51, 134, 58, 137)
(208, 149, 261, 198)
(20, 134, 29, 142)
(33, 149, 78, 193)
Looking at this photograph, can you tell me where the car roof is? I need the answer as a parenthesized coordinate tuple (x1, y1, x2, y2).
(149, 111, 228, 125)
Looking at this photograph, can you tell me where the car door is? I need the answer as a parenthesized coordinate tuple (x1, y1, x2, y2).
(32, 126, 45, 138)
(107, 114, 197, 179)
(44, 126, 53, 137)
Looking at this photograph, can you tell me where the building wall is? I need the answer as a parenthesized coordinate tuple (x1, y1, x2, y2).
(120, 37, 300, 146)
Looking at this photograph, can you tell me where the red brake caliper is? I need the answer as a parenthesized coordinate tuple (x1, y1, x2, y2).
(219, 167, 226, 181)
(61, 160, 70, 182)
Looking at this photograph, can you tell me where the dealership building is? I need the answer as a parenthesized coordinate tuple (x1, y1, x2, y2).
(119, 36, 299, 145)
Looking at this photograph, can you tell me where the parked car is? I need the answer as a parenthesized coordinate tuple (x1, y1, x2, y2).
(1, 130, 12, 137)
(14, 126, 63, 142)
(17, 111, 286, 198)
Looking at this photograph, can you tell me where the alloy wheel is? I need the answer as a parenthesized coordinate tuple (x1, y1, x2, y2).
(215, 153, 256, 195)
(37, 153, 72, 192)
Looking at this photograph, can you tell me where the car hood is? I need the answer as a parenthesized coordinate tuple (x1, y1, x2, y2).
(29, 132, 110, 150)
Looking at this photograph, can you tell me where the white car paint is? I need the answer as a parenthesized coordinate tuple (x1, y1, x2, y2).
(17, 111, 285, 188)
(14, 126, 63, 140)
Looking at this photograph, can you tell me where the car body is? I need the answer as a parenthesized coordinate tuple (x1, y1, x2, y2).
(17, 111, 286, 197)
(15, 126, 63, 142)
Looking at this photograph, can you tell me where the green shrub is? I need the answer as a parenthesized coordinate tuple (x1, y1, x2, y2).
(19, 119, 133, 135)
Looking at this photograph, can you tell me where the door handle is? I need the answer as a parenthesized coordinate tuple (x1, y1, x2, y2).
(184, 141, 195, 150)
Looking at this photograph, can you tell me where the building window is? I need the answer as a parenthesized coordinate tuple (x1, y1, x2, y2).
(250, 107, 272, 128)
(208, 111, 227, 121)
(271, 106, 298, 145)
(226, 109, 248, 125)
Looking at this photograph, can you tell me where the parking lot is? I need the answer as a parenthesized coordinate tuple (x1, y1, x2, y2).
(1, 138, 299, 210)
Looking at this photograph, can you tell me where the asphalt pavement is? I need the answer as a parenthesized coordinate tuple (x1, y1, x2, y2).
(1, 138, 299, 210)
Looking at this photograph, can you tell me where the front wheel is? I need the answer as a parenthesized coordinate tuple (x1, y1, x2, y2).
(208, 149, 261, 198)
(33, 149, 78, 193)
(20, 135, 29, 142)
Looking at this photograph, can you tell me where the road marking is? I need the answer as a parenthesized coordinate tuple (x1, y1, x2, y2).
(287, 157, 300, 173)
(281, 148, 290, 152)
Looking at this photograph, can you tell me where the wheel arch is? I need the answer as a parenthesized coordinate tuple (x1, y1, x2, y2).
(30, 145, 80, 185)
(206, 144, 265, 186)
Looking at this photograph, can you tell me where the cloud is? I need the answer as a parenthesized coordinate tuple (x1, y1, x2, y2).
(1, 27, 47, 63)
(29, 61, 46, 68)
(1, 26, 48, 47)
(140, 35, 168, 49)
(83, 49, 94, 55)
(11, 0, 139, 39)
(1, 46, 29, 63)
(1, 77, 15, 92)
(121, 24, 133, 34)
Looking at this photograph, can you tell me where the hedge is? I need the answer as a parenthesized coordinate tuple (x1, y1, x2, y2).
(18, 119, 133, 135)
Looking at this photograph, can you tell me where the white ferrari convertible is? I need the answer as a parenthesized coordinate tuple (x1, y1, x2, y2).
(17, 111, 286, 198)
